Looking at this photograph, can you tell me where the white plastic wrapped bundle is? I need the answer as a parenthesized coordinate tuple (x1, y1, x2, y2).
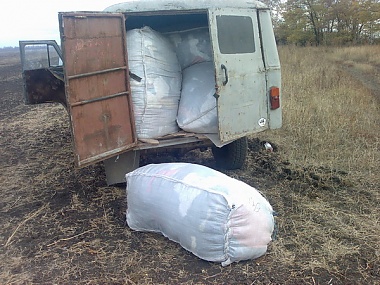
(177, 62, 218, 134)
(126, 163, 275, 266)
(166, 27, 213, 69)
(126, 27, 182, 139)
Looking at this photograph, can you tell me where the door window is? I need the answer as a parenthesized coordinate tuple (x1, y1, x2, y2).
(216, 15, 255, 54)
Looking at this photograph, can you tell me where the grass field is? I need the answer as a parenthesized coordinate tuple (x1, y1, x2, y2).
(261, 45, 379, 184)
(257, 45, 380, 283)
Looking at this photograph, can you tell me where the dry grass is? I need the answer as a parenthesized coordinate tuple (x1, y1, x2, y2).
(256, 45, 380, 283)
(259, 45, 380, 185)
(329, 45, 380, 66)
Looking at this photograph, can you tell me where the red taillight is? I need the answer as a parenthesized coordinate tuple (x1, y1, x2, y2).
(270, 87, 280, 110)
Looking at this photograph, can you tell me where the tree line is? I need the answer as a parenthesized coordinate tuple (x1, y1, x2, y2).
(262, 0, 380, 45)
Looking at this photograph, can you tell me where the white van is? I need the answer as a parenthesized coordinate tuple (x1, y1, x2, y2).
(19, 0, 281, 184)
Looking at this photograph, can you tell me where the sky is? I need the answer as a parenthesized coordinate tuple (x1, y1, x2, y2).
(0, 0, 123, 47)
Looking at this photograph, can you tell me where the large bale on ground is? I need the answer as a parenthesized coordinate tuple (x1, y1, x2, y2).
(126, 163, 275, 266)
(177, 62, 218, 133)
(127, 26, 182, 139)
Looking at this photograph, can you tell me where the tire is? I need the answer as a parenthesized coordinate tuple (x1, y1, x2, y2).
(212, 136, 248, 170)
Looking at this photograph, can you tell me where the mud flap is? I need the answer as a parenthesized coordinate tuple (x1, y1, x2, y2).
(104, 151, 140, 185)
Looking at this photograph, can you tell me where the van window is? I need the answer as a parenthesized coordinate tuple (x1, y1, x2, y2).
(125, 13, 208, 32)
(216, 15, 255, 54)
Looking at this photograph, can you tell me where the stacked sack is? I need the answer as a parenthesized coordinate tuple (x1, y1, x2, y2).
(176, 62, 218, 133)
(126, 163, 275, 266)
(166, 27, 213, 70)
(126, 26, 218, 138)
(167, 27, 218, 134)
(126, 27, 182, 139)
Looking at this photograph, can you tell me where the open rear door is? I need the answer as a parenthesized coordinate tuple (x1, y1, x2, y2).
(59, 12, 136, 167)
(208, 8, 267, 143)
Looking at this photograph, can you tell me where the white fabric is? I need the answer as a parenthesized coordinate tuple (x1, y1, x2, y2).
(177, 62, 218, 134)
(126, 163, 275, 266)
(127, 26, 182, 139)
(166, 27, 213, 70)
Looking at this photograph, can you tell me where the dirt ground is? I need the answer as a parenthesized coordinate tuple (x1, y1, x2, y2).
(0, 49, 379, 284)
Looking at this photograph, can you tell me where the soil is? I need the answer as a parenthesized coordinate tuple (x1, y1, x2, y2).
(0, 49, 379, 284)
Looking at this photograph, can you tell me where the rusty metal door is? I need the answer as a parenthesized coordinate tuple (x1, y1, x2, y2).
(59, 12, 136, 167)
(208, 8, 267, 143)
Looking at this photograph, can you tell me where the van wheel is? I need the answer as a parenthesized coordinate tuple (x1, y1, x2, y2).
(212, 136, 248, 169)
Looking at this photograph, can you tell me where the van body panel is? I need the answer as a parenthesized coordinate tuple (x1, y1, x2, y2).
(208, 8, 267, 142)
(104, 0, 268, 13)
(59, 12, 137, 167)
(257, 9, 282, 129)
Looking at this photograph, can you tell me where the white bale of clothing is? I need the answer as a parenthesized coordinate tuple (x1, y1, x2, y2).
(126, 26, 182, 139)
(166, 27, 213, 70)
(126, 163, 275, 266)
(177, 62, 218, 134)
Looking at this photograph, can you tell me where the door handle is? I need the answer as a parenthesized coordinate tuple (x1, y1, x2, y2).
(221, 64, 228, 86)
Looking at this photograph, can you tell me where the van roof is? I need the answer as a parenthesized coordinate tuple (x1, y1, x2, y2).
(104, 0, 268, 13)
